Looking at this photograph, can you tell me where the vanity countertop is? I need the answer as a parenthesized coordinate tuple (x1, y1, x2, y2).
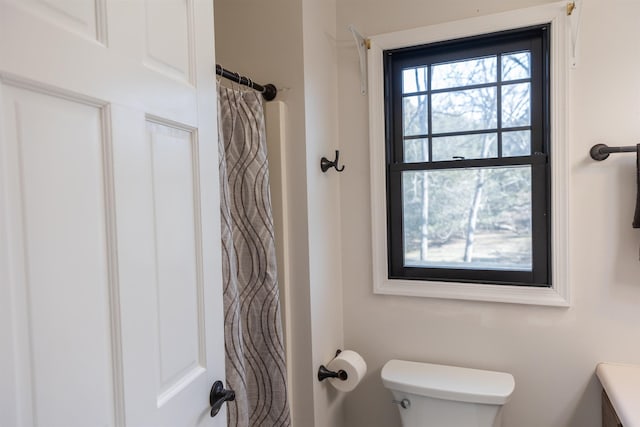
(596, 362, 640, 427)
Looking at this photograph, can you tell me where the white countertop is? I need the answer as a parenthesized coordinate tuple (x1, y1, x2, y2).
(596, 363, 640, 427)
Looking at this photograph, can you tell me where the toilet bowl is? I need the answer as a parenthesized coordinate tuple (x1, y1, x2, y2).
(381, 359, 515, 427)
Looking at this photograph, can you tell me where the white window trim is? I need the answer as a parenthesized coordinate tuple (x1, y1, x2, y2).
(368, 2, 570, 307)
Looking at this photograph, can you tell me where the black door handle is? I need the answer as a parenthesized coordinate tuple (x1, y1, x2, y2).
(209, 380, 235, 418)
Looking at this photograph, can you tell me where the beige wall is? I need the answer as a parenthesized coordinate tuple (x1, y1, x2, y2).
(215, 0, 640, 425)
(214, 0, 345, 425)
(337, 0, 640, 426)
(301, 0, 347, 424)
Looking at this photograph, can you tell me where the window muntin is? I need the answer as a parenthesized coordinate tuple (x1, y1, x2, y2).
(431, 56, 497, 90)
(502, 51, 531, 81)
(385, 26, 550, 286)
(431, 134, 497, 162)
(431, 87, 498, 134)
(503, 130, 531, 157)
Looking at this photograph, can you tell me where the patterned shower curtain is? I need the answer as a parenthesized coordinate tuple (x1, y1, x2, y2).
(217, 83, 291, 427)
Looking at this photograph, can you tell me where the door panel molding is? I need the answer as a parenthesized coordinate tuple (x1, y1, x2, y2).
(145, 117, 207, 409)
(9, 0, 108, 44)
(0, 81, 125, 426)
(143, 0, 196, 85)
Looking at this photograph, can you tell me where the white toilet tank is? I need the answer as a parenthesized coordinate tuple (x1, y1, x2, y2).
(381, 360, 515, 427)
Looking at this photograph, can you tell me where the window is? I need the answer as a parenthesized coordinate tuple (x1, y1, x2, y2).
(385, 26, 550, 286)
(367, 3, 570, 306)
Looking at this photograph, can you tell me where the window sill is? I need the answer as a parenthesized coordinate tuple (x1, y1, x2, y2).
(373, 277, 569, 307)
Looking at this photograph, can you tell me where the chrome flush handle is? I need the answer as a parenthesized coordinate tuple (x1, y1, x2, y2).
(392, 398, 411, 409)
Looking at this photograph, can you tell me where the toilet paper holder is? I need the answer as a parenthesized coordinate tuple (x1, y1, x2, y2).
(317, 349, 349, 382)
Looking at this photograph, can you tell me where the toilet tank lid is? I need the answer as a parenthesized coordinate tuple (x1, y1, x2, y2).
(381, 360, 515, 405)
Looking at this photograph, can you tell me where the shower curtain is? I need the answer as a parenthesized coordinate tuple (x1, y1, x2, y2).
(217, 83, 291, 427)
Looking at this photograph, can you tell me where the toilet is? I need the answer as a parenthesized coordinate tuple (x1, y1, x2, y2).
(381, 360, 515, 427)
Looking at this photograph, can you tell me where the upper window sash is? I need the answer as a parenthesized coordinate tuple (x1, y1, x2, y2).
(386, 27, 547, 166)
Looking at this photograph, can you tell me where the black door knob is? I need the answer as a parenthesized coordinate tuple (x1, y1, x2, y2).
(209, 380, 235, 418)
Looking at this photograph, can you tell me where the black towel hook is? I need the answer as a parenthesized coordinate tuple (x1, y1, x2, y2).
(320, 150, 345, 173)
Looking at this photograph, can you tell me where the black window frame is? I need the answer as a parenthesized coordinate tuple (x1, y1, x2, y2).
(384, 25, 551, 287)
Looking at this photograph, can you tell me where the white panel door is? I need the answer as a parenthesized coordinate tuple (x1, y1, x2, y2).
(0, 1, 228, 426)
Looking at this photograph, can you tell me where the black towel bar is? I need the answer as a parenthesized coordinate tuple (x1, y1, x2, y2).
(590, 143, 640, 228)
(589, 143, 638, 161)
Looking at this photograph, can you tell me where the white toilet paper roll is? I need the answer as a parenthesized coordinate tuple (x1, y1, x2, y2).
(326, 350, 367, 392)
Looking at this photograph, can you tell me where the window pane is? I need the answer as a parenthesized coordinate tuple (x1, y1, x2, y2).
(502, 83, 530, 128)
(432, 134, 497, 161)
(432, 87, 497, 133)
(404, 138, 429, 162)
(403, 95, 429, 136)
(432, 56, 497, 90)
(403, 67, 428, 93)
(402, 166, 532, 271)
(502, 52, 531, 81)
(503, 130, 531, 157)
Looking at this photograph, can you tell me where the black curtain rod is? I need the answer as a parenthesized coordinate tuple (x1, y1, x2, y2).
(215, 64, 277, 101)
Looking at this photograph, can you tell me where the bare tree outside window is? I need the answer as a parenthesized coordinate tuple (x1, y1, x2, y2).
(401, 52, 533, 271)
